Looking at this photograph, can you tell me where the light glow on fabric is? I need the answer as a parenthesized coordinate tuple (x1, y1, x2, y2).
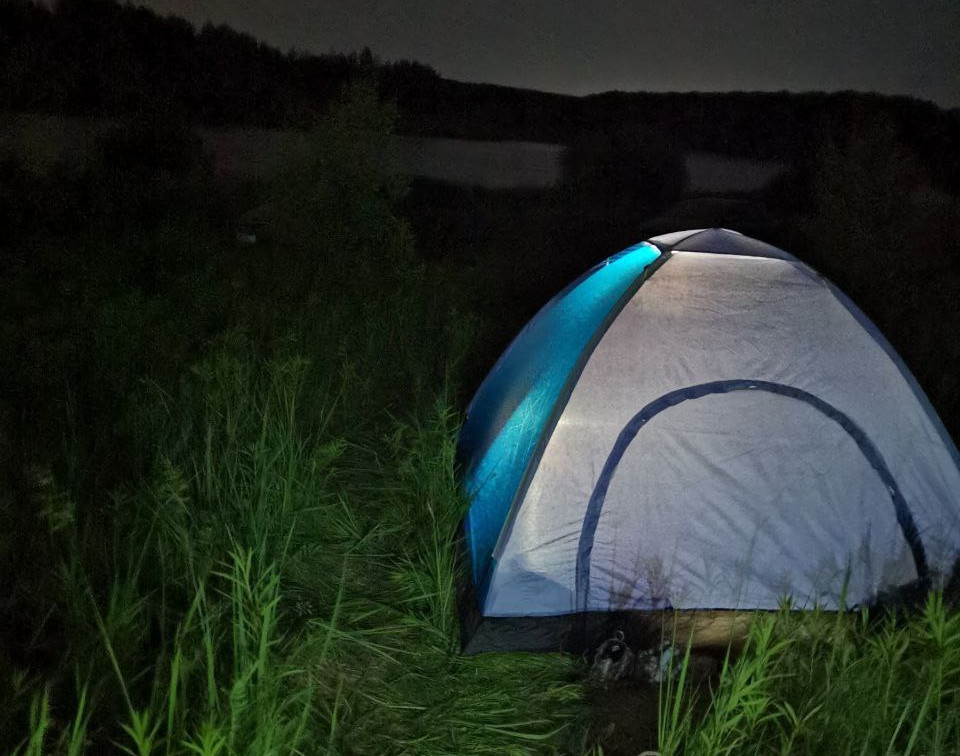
(461, 241, 661, 595)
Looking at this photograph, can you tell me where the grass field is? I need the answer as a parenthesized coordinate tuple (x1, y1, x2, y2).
(650, 597, 960, 756)
(4, 81, 960, 755)
(1, 80, 587, 756)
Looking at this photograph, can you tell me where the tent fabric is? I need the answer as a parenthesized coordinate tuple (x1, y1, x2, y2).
(575, 380, 925, 612)
(458, 241, 662, 592)
(646, 228, 707, 249)
(457, 229, 960, 654)
(654, 228, 798, 260)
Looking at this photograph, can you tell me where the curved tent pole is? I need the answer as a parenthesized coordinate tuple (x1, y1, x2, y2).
(574, 379, 930, 611)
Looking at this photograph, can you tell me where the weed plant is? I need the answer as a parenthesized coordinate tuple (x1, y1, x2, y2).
(656, 596, 960, 756)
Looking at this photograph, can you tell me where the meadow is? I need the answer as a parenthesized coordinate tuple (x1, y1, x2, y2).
(3, 81, 960, 756)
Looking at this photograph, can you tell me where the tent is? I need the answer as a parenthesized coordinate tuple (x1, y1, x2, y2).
(456, 229, 960, 654)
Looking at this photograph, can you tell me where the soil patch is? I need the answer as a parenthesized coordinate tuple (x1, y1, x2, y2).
(582, 650, 726, 755)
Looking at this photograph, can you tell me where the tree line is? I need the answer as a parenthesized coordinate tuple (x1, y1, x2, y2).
(2, 0, 958, 193)
(0, 0, 439, 127)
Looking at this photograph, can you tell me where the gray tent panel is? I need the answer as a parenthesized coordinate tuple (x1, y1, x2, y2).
(578, 384, 917, 611)
(483, 251, 960, 617)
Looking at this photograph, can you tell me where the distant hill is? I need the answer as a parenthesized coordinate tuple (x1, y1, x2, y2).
(1, 0, 958, 191)
(401, 82, 959, 191)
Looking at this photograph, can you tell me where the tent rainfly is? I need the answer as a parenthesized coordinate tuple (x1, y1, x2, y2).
(456, 229, 960, 654)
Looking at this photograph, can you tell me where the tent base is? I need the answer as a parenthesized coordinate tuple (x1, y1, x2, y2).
(462, 609, 760, 655)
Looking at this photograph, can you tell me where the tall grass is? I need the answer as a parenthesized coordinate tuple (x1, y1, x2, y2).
(5, 336, 581, 755)
(2, 75, 582, 754)
(656, 595, 960, 755)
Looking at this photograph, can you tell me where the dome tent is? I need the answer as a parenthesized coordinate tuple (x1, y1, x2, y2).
(456, 228, 960, 654)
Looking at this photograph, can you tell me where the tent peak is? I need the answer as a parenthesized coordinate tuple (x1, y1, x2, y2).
(648, 228, 795, 261)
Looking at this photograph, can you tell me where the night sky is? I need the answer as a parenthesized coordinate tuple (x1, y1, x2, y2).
(139, 0, 959, 108)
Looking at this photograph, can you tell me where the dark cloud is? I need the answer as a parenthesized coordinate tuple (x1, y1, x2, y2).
(139, 0, 959, 107)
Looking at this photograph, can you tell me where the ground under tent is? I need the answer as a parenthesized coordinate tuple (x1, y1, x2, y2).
(456, 228, 960, 654)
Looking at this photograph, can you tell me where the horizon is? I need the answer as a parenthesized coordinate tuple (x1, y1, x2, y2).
(136, 0, 960, 110)
(438, 76, 956, 111)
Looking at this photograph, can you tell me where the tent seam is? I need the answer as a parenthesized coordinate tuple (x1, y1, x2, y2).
(477, 250, 673, 608)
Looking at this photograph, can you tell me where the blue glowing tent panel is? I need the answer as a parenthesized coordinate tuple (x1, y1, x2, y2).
(458, 242, 661, 591)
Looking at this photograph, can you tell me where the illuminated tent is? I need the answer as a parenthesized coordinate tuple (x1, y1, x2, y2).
(456, 229, 960, 653)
